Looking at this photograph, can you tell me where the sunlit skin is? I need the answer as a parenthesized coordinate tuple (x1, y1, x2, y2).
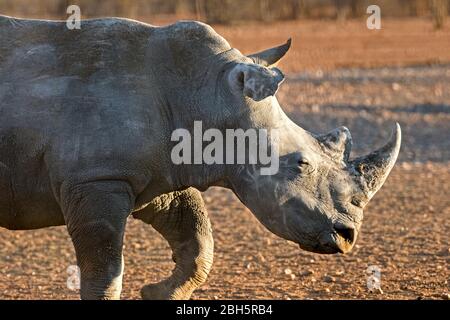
(0, 16, 400, 299)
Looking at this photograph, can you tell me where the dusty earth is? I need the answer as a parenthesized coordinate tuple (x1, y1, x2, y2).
(0, 19, 449, 299)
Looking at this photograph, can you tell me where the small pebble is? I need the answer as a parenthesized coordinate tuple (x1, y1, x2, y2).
(311, 104, 320, 113)
(392, 83, 401, 91)
(324, 275, 336, 283)
(284, 268, 292, 275)
(258, 253, 266, 263)
(300, 270, 314, 277)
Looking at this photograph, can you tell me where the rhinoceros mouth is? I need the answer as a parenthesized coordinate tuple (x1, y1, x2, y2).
(298, 242, 344, 254)
(295, 224, 357, 254)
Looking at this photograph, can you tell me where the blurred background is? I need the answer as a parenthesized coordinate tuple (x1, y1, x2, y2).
(1, 0, 450, 72)
(0, 0, 449, 26)
(0, 0, 448, 300)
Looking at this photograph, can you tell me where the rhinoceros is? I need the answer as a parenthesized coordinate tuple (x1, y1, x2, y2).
(0, 15, 401, 300)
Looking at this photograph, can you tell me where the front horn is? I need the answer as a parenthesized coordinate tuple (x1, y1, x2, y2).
(248, 38, 292, 67)
(351, 123, 402, 201)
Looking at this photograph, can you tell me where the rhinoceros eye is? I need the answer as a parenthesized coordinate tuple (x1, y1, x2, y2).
(297, 159, 309, 167)
(297, 159, 314, 174)
(351, 197, 363, 208)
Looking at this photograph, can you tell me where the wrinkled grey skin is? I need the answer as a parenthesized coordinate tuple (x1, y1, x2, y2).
(0, 16, 401, 299)
(133, 187, 213, 300)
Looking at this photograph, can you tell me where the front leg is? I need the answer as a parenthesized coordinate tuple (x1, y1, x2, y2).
(133, 187, 214, 300)
(61, 180, 134, 300)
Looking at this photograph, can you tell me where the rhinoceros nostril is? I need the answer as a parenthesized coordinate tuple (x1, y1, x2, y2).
(334, 224, 355, 245)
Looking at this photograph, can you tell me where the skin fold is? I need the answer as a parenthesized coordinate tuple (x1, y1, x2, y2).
(133, 187, 213, 300)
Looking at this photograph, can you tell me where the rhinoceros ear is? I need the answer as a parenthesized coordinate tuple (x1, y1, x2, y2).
(228, 63, 285, 101)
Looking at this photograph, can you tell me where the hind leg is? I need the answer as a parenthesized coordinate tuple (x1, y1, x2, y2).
(133, 187, 214, 300)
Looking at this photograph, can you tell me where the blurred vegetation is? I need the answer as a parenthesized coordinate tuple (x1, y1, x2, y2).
(431, 0, 448, 28)
(0, 0, 448, 27)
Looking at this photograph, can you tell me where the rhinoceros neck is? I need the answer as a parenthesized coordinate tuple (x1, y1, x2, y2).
(162, 91, 316, 193)
(159, 63, 231, 191)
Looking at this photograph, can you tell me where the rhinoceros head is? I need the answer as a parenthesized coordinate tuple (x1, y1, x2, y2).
(220, 40, 401, 254)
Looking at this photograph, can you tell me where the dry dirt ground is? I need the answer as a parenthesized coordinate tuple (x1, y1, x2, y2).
(0, 19, 448, 300)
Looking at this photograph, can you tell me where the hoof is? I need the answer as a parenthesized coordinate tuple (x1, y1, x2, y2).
(141, 283, 172, 300)
(140, 282, 193, 300)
